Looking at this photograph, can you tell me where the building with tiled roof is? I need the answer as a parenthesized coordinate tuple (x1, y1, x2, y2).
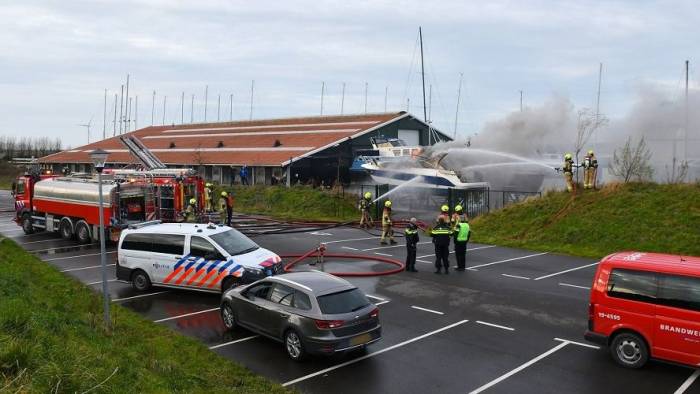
(39, 112, 451, 185)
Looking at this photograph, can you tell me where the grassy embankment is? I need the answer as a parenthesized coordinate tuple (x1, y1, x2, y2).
(222, 185, 358, 222)
(0, 238, 290, 393)
(471, 182, 700, 258)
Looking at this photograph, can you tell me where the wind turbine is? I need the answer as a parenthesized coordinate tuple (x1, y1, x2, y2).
(79, 117, 93, 144)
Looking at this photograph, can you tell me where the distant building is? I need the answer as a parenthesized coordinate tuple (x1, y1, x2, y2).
(39, 112, 451, 185)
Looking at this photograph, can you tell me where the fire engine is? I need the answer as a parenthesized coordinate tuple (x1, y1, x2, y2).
(12, 136, 211, 242)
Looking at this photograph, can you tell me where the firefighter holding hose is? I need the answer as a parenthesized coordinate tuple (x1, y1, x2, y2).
(380, 200, 397, 245)
(557, 153, 576, 192)
(358, 192, 374, 229)
(582, 150, 598, 189)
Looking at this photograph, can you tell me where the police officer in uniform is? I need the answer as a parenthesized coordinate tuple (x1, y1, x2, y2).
(430, 216, 452, 274)
(404, 217, 419, 272)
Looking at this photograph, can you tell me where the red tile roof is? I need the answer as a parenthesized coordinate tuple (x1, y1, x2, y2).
(40, 112, 409, 166)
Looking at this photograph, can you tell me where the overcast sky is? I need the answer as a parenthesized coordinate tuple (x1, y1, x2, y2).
(1, 0, 697, 148)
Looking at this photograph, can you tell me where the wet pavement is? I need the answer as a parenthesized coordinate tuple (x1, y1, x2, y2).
(1, 189, 698, 394)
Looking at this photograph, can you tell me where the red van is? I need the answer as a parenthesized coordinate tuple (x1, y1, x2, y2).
(585, 251, 700, 369)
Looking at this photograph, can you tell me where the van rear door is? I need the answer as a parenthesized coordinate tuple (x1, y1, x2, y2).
(653, 274, 700, 366)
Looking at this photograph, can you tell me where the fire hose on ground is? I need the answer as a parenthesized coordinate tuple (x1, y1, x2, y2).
(280, 244, 405, 277)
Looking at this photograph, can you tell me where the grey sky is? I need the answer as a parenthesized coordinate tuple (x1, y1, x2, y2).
(1, 0, 698, 147)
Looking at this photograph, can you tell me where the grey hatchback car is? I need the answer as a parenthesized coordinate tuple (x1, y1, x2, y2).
(220, 271, 381, 360)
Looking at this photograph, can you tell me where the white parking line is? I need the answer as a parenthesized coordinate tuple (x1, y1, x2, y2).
(558, 282, 590, 290)
(363, 241, 430, 251)
(375, 300, 390, 306)
(675, 370, 700, 394)
(476, 320, 515, 331)
(467, 252, 548, 270)
(341, 246, 359, 251)
(60, 263, 115, 272)
(18, 238, 68, 245)
(469, 341, 569, 394)
(86, 279, 117, 286)
(374, 252, 393, 257)
(282, 319, 469, 387)
(533, 262, 599, 281)
(112, 291, 169, 302)
(324, 236, 377, 244)
(32, 245, 103, 253)
(209, 335, 259, 350)
(553, 337, 599, 349)
(417, 245, 496, 260)
(45, 251, 116, 261)
(411, 306, 444, 315)
(501, 274, 530, 280)
(416, 259, 432, 264)
(366, 294, 386, 301)
(153, 307, 219, 323)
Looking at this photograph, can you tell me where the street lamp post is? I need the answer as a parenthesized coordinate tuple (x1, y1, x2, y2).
(89, 148, 111, 330)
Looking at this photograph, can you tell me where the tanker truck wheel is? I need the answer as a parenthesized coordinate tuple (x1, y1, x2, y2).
(21, 214, 34, 235)
(75, 221, 91, 244)
(59, 219, 74, 240)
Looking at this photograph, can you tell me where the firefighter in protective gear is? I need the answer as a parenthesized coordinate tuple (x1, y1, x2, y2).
(404, 217, 419, 272)
(185, 198, 197, 223)
(561, 153, 575, 192)
(218, 191, 230, 225)
(380, 200, 397, 245)
(204, 183, 213, 211)
(438, 204, 450, 223)
(358, 192, 374, 229)
(451, 204, 467, 231)
(454, 221, 471, 271)
(582, 150, 598, 189)
(430, 216, 452, 274)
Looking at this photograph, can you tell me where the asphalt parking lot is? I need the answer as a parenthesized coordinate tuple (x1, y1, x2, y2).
(1, 190, 698, 394)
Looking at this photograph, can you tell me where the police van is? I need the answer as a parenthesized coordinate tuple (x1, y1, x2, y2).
(116, 222, 283, 293)
(585, 251, 700, 368)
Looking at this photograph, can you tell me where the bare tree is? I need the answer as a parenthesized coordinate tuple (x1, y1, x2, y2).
(573, 108, 608, 182)
(664, 159, 689, 184)
(609, 136, 654, 183)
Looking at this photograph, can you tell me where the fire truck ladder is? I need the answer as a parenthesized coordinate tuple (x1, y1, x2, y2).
(119, 135, 166, 170)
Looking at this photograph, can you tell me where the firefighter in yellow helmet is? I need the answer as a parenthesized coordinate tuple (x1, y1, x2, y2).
(380, 200, 397, 245)
(582, 150, 598, 189)
(204, 182, 213, 211)
(438, 204, 450, 223)
(218, 191, 229, 225)
(560, 153, 575, 192)
(358, 191, 374, 229)
(451, 204, 467, 231)
(185, 198, 197, 223)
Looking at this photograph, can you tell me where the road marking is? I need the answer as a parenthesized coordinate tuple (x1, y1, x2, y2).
(411, 305, 444, 315)
(19, 238, 72, 245)
(469, 341, 569, 394)
(553, 337, 600, 349)
(341, 246, 359, 251)
(533, 262, 599, 281)
(366, 294, 386, 301)
(282, 319, 469, 387)
(363, 241, 430, 251)
(501, 274, 531, 280)
(86, 279, 117, 286)
(375, 300, 390, 306)
(675, 370, 700, 394)
(374, 252, 393, 257)
(45, 251, 116, 261)
(209, 335, 259, 350)
(558, 282, 590, 290)
(476, 320, 515, 331)
(309, 231, 332, 236)
(153, 307, 219, 323)
(112, 291, 169, 302)
(467, 252, 548, 270)
(324, 236, 378, 244)
(32, 244, 106, 253)
(60, 263, 115, 272)
(416, 259, 432, 264)
(416, 245, 496, 260)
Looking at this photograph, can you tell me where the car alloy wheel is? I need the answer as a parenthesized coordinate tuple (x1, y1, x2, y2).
(221, 304, 236, 330)
(285, 331, 303, 360)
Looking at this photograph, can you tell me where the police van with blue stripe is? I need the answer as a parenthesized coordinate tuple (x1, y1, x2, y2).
(116, 222, 283, 293)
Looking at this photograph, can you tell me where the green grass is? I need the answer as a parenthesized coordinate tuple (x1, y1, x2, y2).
(220, 185, 358, 222)
(0, 238, 291, 393)
(471, 182, 700, 258)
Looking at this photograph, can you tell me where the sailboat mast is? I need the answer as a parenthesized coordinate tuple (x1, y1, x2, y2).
(419, 27, 428, 124)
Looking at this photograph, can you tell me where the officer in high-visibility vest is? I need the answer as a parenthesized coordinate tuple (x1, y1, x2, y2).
(582, 150, 598, 189)
(204, 182, 213, 211)
(454, 220, 471, 271)
(404, 217, 419, 272)
(184, 198, 197, 223)
(358, 192, 373, 229)
(380, 200, 397, 245)
(430, 216, 452, 274)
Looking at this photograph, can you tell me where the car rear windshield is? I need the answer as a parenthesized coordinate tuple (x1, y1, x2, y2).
(317, 288, 370, 314)
(209, 229, 258, 256)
